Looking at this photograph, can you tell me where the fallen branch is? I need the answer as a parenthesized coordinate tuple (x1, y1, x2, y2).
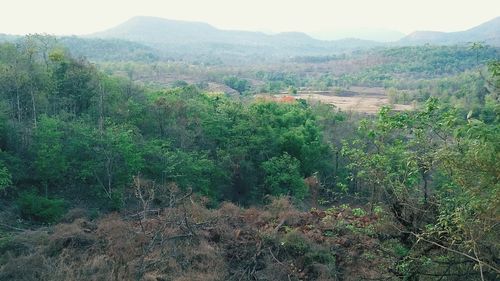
(273, 218, 286, 233)
(128, 209, 161, 218)
(0, 223, 27, 232)
(268, 247, 284, 266)
(412, 232, 500, 274)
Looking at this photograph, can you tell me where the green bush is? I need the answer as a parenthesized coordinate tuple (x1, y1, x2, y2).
(352, 207, 367, 217)
(110, 191, 124, 211)
(304, 249, 335, 266)
(383, 239, 409, 258)
(281, 230, 310, 256)
(0, 160, 12, 191)
(17, 191, 66, 223)
(0, 230, 12, 254)
(262, 153, 307, 199)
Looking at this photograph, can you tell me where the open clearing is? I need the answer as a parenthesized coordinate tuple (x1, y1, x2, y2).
(260, 87, 414, 113)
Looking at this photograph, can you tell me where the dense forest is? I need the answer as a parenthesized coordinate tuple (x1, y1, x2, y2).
(0, 31, 498, 281)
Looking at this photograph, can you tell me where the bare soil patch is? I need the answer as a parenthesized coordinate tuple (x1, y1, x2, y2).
(260, 87, 414, 114)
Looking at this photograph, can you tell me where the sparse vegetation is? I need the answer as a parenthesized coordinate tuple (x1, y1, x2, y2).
(0, 13, 499, 281)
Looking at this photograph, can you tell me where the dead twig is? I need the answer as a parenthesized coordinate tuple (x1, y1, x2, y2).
(411, 232, 500, 274)
(268, 247, 284, 266)
(0, 223, 27, 232)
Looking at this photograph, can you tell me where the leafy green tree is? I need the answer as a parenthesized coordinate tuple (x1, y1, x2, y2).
(223, 76, 250, 93)
(32, 115, 68, 195)
(0, 160, 12, 191)
(342, 97, 499, 278)
(17, 190, 65, 223)
(49, 49, 98, 115)
(262, 153, 307, 199)
(142, 140, 219, 198)
(92, 124, 144, 206)
(423, 114, 500, 278)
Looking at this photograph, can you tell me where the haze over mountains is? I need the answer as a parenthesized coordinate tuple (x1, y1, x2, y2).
(399, 16, 500, 45)
(89, 16, 382, 57)
(1, 15, 498, 63)
(310, 28, 406, 42)
(75, 15, 496, 61)
(91, 16, 500, 46)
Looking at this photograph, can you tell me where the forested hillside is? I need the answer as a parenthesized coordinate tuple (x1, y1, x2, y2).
(89, 16, 382, 58)
(0, 30, 498, 281)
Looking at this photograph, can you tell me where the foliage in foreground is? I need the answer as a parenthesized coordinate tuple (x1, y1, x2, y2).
(0, 196, 399, 281)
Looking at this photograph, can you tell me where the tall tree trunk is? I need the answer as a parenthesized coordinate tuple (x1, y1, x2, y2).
(422, 170, 428, 204)
(31, 88, 37, 127)
(14, 67, 21, 122)
(16, 87, 21, 122)
(99, 82, 104, 135)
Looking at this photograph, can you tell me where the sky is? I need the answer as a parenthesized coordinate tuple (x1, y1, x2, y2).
(1, 0, 499, 36)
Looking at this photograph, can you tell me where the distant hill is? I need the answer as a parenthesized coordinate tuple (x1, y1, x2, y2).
(59, 37, 161, 62)
(0, 34, 162, 62)
(0, 33, 21, 42)
(90, 16, 382, 58)
(310, 28, 406, 42)
(399, 16, 500, 46)
(4, 16, 498, 64)
(91, 16, 319, 46)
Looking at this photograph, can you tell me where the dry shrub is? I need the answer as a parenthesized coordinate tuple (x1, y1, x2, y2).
(1, 194, 397, 281)
(136, 230, 227, 281)
(267, 196, 304, 224)
(47, 219, 96, 255)
(60, 208, 88, 223)
(255, 260, 294, 281)
(241, 207, 272, 227)
(372, 216, 401, 239)
(173, 272, 223, 281)
(183, 199, 217, 224)
(0, 229, 49, 258)
(265, 196, 294, 216)
(308, 263, 338, 281)
(96, 214, 142, 277)
(0, 254, 50, 281)
(173, 240, 227, 281)
(217, 201, 241, 218)
(208, 220, 234, 244)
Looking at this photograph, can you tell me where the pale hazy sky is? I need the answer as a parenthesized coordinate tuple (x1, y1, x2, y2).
(1, 0, 499, 35)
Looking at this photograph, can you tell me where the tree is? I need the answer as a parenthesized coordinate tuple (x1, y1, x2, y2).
(32, 115, 68, 196)
(0, 160, 12, 191)
(223, 76, 250, 93)
(262, 153, 307, 199)
(92, 124, 144, 207)
(49, 49, 98, 116)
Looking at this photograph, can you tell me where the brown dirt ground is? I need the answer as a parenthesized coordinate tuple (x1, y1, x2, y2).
(259, 87, 414, 114)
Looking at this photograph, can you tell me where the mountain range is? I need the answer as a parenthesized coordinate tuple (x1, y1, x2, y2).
(399, 16, 500, 45)
(89, 16, 383, 58)
(92, 16, 500, 48)
(310, 28, 406, 42)
(1, 16, 499, 63)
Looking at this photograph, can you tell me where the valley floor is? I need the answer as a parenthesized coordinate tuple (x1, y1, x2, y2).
(257, 87, 414, 113)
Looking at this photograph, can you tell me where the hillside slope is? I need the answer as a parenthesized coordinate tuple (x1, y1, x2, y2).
(399, 16, 500, 45)
(90, 16, 382, 56)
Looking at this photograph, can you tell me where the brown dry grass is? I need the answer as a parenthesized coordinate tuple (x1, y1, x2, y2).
(0, 197, 399, 281)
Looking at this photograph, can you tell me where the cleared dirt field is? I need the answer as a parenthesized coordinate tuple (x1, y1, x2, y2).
(260, 87, 414, 114)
